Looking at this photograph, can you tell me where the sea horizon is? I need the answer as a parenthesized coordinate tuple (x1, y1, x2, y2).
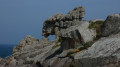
(0, 44, 17, 58)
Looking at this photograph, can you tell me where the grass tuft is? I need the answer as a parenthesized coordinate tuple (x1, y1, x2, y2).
(89, 21, 104, 39)
(52, 43, 60, 49)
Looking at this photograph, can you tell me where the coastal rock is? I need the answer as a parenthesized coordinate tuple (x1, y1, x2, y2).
(0, 57, 2, 61)
(1, 5, 120, 67)
(42, 6, 92, 50)
(73, 34, 120, 67)
(8, 57, 16, 67)
(0, 65, 6, 67)
(102, 14, 120, 36)
(60, 21, 96, 50)
(42, 6, 85, 38)
(13, 35, 39, 53)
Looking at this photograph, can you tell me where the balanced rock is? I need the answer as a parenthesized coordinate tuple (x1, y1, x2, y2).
(60, 21, 96, 50)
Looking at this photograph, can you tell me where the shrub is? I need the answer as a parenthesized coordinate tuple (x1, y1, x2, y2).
(83, 41, 94, 48)
(89, 21, 104, 39)
(52, 43, 60, 49)
(58, 37, 63, 42)
(65, 41, 95, 57)
(66, 51, 75, 57)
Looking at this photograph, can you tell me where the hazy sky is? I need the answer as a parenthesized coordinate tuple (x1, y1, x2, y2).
(0, 0, 120, 44)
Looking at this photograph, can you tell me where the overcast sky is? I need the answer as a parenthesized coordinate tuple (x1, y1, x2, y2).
(0, 0, 120, 44)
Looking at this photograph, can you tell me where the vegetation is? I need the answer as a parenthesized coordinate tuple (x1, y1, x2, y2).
(89, 21, 104, 29)
(83, 41, 95, 49)
(52, 37, 63, 49)
(52, 43, 60, 49)
(66, 41, 95, 57)
(89, 21, 104, 39)
(66, 51, 75, 57)
(58, 37, 63, 42)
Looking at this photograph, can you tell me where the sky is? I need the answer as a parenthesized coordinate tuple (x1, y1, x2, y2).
(0, 0, 120, 44)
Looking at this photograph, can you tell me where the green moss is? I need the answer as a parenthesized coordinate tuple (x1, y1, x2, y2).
(89, 21, 104, 39)
(52, 37, 63, 49)
(77, 41, 95, 51)
(52, 43, 60, 49)
(66, 51, 75, 57)
(65, 41, 95, 57)
(58, 37, 63, 42)
(84, 41, 94, 48)
(89, 21, 104, 29)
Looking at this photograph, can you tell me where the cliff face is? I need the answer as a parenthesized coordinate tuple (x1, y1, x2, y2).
(0, 7, 120, 67)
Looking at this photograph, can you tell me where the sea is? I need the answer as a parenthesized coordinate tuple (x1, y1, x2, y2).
(0, 44, 17, 58)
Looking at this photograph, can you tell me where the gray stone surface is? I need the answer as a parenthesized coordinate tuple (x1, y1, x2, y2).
(60, 21, 96, 50)
(0, 57, 2, 61)
(102, 14, 120, 36)
(60, 21, 96, 42)
(8, 57, 16, 67)
(73, 34, 120, 67)
(13, 35, 39, 53)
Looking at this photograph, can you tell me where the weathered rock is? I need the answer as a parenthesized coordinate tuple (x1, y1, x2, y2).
(0, 65, 6, 67)
(1, 5, 120, 67)
(8, 57, 16, 67)
(17, 59, 24, 66)
(42, 6, 85, 38)
(102, 14, 120, 36)
(73, 34, 120, 67)
(0, 57, 2, 61)
(13, 35, 39, 53)
(41, 6, 88, 50)
(60, 21, 96, 50)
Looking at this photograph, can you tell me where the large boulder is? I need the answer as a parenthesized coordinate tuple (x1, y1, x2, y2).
(60, 21, 96, 50)
(102, 14, 120, 36)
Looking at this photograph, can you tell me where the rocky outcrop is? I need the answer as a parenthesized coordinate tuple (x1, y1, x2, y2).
(0, 35, 56, 67)
(13, 35, 39, 53)
(0, 6, 120, 67)
(42, 6, 85, 38)
(42, 6, 96, 50)
(73, 34, 120, 67)
(102, 14, 120, 36)
(0, 57, 2, 61)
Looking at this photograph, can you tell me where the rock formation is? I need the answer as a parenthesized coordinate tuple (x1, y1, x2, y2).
(42, 6, 85, 39)
(42, 6, 95, 50)
(0, 6, 120, 67)
(59, 21, 96, 50)
(13, 35, 39, 53)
